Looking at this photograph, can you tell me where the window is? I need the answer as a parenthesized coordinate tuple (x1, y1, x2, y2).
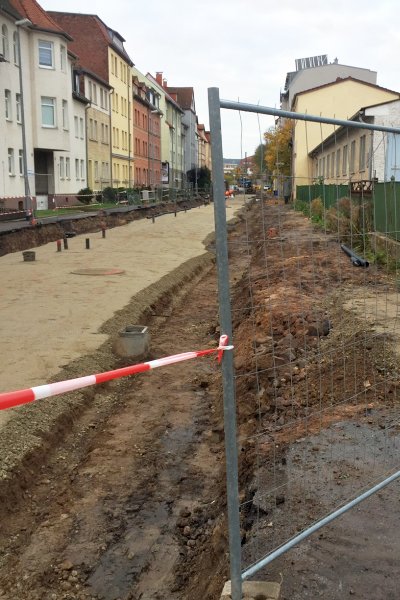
(80, 159, 84, 179)
(19, 150, 23, 175)
(62, 100, 68, 129)
(79, 117, 84, 139)
(342, 145, 348, 175)
(7, 148, 14, 175)
(94, 161, 99, 180)
(115, 93, 119, 113)
(89, 118, 93, 139)
(75, 158, 79, 179)
(5, 89, 11, 120)
(41, 96, 56, 127)
(38, 40, 54, 68)
(16, 93, 21, 122)
(359, 135, 366, 171)
(66, 157, 70, 179)
(326, 155, 330, 179)
(74, 116, 79, 138)
(331, 152, 335, 178)
(13, 31, 18, 65)
(336, 149, 341, 177)
(93, 120, 98, 140)
(350, 140, 356, 173)
(60, 45, 66, 72)
(322, 157, 326, 178)
(59, 156, 65, 178)
(2, 24, 9, 60)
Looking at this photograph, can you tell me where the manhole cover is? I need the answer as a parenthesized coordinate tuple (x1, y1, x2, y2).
(71, 268, 125, 276)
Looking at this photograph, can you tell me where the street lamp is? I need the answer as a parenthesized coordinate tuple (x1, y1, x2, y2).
(15, 18, 32, 214)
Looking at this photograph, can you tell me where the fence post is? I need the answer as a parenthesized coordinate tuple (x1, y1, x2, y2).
(208, 87, 242, 600)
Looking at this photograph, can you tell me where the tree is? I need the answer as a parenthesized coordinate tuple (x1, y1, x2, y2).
(253, 143, 268, 179)
(186, 166, 211, 189)
(264, 120, 293, 176)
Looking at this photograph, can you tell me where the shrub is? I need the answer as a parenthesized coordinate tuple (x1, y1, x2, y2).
(101, 187, 118, 203)
(76, 187, 94, 205)
(310, 197, 324, 220)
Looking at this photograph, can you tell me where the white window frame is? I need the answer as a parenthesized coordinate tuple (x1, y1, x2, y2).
(62, 99, 68, 130)
(41, 96, 56, 127)
(79, 117, 84, 139)
(74, 116, 79, 138)
(80, 159, 85, 180)
(5, 89, 11, 120)
(18, 149, 23, 175)
(75, 158, 79, 179)
(59, 156, 65, 179)
(60, 44, 66, 72)
(94, 160, 99, 181)
(359, 135, 366, 171)
(38, 39, 54, 69)
(8, 147, 14, 175)
(13, 31, 18, 65)
(65, 157, 70, 179)
(2, 24, 9, 61)
(16, 93, 21, 123)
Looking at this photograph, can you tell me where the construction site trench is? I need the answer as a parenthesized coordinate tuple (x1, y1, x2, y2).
(0, 197, 399, 600)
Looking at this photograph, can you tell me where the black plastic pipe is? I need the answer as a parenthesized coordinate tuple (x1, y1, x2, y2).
(340, 243, 369, 267)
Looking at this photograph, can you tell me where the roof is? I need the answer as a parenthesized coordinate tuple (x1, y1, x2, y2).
(78, 66, 112, 89)
(293, 76, 400, 108)
(165, 87, 195, 111)
(48, 12, 133, 66)
(284, 62, 377, 93)
(146, 74, 184, 113)
(0, 0, 22, 20)
(10, 0, 72, 39)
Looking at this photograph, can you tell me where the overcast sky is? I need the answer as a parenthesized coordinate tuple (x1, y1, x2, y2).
(43, 0, 400, 159)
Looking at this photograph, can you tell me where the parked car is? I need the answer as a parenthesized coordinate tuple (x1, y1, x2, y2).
(263, 184, 272, 191)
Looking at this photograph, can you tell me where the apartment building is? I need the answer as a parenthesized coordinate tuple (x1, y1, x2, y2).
(1, 0, 88, 209)
(48, 12, 134, 188)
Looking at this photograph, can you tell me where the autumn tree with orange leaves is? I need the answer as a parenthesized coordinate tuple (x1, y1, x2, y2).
(264, 120, 293, 176)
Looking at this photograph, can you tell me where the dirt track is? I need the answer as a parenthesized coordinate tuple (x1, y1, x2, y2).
(0, 198, 400, 599)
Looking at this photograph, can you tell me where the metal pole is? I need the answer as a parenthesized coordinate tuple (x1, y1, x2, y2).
(15, 20, 32, 213)
(208, 87, 242, 600)
(219, 99, 400, 135)
(242, 468, 400, 581)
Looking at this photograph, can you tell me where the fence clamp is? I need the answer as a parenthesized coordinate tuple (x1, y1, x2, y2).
(217, 334, 234, 363)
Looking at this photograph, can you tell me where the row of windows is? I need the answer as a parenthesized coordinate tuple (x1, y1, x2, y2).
(3, 34, 67, 71)
(317, 135, 367, 179)
(58, 157, 85, 180)
(134, 109, 147, 129)
(112, 127, 130, 150)
(88, 160, 110, 181)
(88, 119, 109, 144)
(4, 89, 21, 122)
(113, 163, 131, 182)
(87, 81, 109, 111)
(2, 24, 19, 64)
(112, 93, 128, 117)
(7, 147, 23, 176)
(110, 54, 129, 83)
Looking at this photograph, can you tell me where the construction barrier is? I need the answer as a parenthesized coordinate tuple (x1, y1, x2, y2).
(0, 336, 233, 411)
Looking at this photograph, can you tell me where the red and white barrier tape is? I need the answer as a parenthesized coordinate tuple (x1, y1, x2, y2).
(0, 335, 233, 411)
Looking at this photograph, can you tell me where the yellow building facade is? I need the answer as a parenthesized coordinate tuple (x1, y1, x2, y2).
(109, 48, 133, 187)
(292, 78, 400, 187)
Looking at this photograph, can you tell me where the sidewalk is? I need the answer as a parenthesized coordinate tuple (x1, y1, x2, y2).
(0, 199, 243, 427)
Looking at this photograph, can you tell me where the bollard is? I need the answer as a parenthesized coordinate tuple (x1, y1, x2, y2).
(86, 238, 90, 250)
(57, 240, 62, 252)
(174, 209, 177, 217)
(102, 227, 106, 239)
(152, 215, 155, 224)
(63, 237, 68, 250)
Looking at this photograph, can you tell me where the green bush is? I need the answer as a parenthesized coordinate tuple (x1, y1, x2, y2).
(101, 187, 118, 203)
(76, 187, 94, 205)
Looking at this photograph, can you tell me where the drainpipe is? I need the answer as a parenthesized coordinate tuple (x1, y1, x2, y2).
(127, 74, 131, 189)
(108, 89, 114, 189)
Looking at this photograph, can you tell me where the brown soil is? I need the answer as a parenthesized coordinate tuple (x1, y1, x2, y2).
(0, 198, 399, 600)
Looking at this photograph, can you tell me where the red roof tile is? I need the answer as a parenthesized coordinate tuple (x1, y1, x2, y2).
(10, 0, 70, 37)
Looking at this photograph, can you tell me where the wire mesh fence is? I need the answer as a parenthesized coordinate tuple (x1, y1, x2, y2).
(209, 89, 400, 599)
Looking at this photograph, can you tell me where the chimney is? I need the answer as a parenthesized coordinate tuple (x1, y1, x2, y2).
(163, 78, 167, 88)
(156, 72, 163, 85)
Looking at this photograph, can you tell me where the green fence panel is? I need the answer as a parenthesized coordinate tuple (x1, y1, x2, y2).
(372, 182, 400, 242)
(296, 184, 349, 210)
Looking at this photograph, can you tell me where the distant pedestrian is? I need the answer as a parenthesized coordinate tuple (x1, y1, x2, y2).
(283, 177, 292, 205)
